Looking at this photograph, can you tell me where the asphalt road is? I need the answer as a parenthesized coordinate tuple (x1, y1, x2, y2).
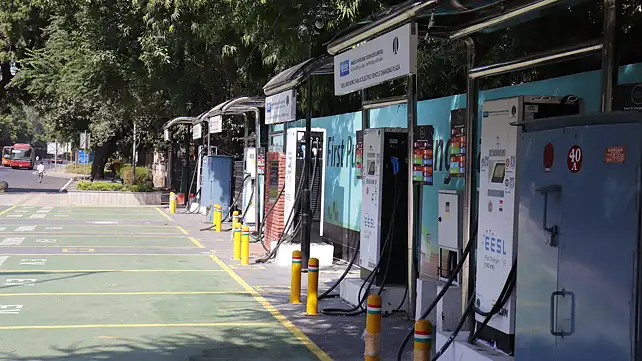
(0, 166, 68, 193)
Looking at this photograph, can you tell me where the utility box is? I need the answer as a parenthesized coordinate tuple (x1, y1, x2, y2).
(200, 155, 233, 219)
(437, 190, 462, 284)
(515, 112, 640, 361)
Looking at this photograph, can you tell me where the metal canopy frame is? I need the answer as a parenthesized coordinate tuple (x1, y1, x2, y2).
(263, 55, 334, 97)
(325, 0, 620, 323)
(261, 56, 334, 270)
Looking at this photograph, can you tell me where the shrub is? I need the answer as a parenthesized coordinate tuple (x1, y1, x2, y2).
(75, 181, 154, 192)
(121, 166, 152, 186)
(76, 181, 123, 191)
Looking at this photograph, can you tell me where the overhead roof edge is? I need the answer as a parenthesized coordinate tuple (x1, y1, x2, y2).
(263, 55, 334, 97)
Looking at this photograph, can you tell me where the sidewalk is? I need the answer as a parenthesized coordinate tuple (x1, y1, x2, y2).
(167, 208, 416, 360)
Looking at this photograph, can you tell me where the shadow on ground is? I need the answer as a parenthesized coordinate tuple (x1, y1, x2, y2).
(0, 328, 318, 361)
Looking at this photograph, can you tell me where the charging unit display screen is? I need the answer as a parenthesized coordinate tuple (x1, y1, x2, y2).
(491, 163, 505, 183)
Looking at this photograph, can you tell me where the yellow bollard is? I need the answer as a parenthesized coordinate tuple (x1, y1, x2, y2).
(305, 258, 319, 316)
(241, 225, 250, 265)
(290, 250, 302, 304)
(213, 204, 222, 232)
(232, 210, 239, 226)
(233, 223, 242, 261)
(364, 294, 382, 361)
(414, 320, 432, 361)
(169, 192, 176, 214)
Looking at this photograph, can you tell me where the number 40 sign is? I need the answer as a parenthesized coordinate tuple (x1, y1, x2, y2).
(567, 145, 582, 173)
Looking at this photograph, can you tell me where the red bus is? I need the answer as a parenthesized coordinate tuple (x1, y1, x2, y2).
(2, 146, 11, 167)
(9, 144, 35, 170)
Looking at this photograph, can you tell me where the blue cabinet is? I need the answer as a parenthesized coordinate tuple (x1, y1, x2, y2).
(515, 112, 641, 361)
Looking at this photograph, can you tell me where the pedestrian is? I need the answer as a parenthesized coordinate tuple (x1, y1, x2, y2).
(37, 162, 45, 183)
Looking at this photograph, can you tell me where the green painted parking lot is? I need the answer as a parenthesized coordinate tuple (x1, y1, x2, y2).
(0, 235, 198, 248)
(0, 205, 326, 361)
(0, 224, 186, 235)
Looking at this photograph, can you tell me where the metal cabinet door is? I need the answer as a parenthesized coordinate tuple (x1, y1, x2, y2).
(515, 128, 565, 361)
(555, 123, 639, 361)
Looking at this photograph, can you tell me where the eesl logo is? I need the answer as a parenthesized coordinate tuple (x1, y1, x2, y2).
(340, 60, 350, 77)
(483, 111, 489, 118)
(266, 102, 272, 113)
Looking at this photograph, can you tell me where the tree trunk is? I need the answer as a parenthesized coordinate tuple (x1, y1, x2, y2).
(90, 139, 117, 181)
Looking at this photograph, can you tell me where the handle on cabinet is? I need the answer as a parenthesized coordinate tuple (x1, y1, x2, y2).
(536, 184, 561, 247)
(550, 289, 575, 337)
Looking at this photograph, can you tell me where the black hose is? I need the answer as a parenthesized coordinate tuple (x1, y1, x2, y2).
(320, 174, 400, 316)
(432, 263, 517, 361)
(318, 247, 360, 300)
(254, 155, 319, 263)
(396, 219, 478, 361)
(223, 174, 251, 222)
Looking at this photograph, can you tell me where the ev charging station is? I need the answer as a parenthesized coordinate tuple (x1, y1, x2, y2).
(323, 0, 625, 359)
(199, 97, 266, 232)
(328, 22, 420, 314)
(262, 56, 335, 268)
(284, 126, 326, 238)
(473, 95, 582, 353)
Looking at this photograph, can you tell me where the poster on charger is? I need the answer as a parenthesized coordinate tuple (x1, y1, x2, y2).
(333, 23, 418, 96)
(265, 89, 296, 124)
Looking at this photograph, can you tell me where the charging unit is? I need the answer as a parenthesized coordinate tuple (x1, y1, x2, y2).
(200, 155, 233, 221)
(284, 127, 326, 237)
(242, 147, 260, 229)
(360, 127, 408, 286)
(515, 112, 641, 361)
(474, 95, 582, 353)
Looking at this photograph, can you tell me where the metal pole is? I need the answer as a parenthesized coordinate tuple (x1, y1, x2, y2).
(462, 36, 477, 329)
(54, 140, 58, 165)
(600, 0, 620, 112)
(207, 121, 212, 156)
(361, 89, 369, 129)
(406, 73, 417, 317)
(132, 123, 136, 184)
(254, 109, 262, 237)
(184, 126, 190, 195)
(302, 73, 314, 271)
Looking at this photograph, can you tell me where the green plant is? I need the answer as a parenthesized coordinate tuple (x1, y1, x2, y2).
(76, 181, 123, 191)
(121, 166, 152, 186)
(75, 181, 154, 192)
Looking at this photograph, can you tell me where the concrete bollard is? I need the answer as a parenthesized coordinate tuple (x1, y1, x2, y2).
(213, 204, 222, 232)
(169, 192, 176, 214)
(414, 320, 432, 361)
(290, 250, 302, 304)
(233, 223, 242, 261)
(241, 225, 250, 265)
(364, 294, 382, 361)
(305, 258, 319, 316)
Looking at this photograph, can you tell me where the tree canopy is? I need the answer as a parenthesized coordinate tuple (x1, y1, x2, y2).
(0, 0, 640, 176)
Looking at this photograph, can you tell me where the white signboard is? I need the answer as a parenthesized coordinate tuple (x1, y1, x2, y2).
(209, 115, 223, 134)
(265, 89, 296, 124)
(46, 142, 71, 155)
(163, 129, 170, 141)
(333, 23, 418, 96)
(79, 132, 91, 149)
(192, 123, 202, 140)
